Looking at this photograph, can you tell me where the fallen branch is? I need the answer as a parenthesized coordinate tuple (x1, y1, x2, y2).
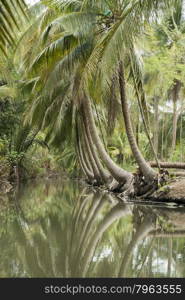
(149, 230, 185, 237)
(149, 161, 185, 169)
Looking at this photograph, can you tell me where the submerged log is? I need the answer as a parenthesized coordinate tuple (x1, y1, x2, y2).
(149, 161, 185, 169)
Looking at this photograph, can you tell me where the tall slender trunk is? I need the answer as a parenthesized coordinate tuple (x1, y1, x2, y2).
(77, 125, 93, 174)
(82, 98, 133, 186)
(130, 58, 160, 169)
(107, 74, 117, 135)
(76, 141, 86, 176)
(82, 108, 112, 184)
(171, 79, 181, 152)
(81, 137, 93, 174)
(76, 119, 94, 181)
(153, 96, 159, 155)
(180, 97, 184, 161)
(78, 139, 94, 181)
(118, 61, 157, 182)
(82, 123, 102, 183)
(172, 97, 178, 152)
(161, 110, 165, 160)
(76, 124, 94, 181)
(136, 111, 140, 146)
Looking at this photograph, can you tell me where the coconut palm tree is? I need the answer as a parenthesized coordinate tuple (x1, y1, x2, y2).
(118, 61, 157, 182)
(150, 0, 185, 154)
(82, 97, 134, 187)
(11, 0, 178, 193)
(13, 1, 134, 189)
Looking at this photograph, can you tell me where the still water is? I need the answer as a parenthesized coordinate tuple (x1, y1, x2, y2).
(0, 178, 185, 278)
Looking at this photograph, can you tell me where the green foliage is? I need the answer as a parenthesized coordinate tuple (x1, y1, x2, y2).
(6, 151, 24, 166)
(0, 98, 19, 141)
(2, 0, 185, 185)
(0, 0, 27, 55)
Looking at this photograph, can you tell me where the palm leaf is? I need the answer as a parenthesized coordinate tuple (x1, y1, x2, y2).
(0, 0, 28, 55)
(29, 33, 78, 74)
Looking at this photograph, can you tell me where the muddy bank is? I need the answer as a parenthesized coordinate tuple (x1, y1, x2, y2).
(148, 179, 185, 203)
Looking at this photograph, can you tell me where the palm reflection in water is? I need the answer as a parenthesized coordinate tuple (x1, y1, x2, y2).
(0, 179, 185, 278)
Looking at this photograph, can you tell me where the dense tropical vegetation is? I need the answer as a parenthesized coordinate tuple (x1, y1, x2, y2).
(1, 0, 185, 199)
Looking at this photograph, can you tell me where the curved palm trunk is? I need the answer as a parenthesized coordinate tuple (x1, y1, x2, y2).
(136, 111, 140, 146)
(76, 120, 94, 181)
(82, 110, 112, 184)
(81, 142, 93, 174)
(81, 138, 95, 175)
(82, 98, 133, 186)
(78, 136, 94, 182)
(77, 154, 84, 175)
(79, 130, 93, 174)
(81, 139, 98, 182)
(118, 61, 157, 183)
(86, 125, 111, 183)
(82, 124, 102, 183)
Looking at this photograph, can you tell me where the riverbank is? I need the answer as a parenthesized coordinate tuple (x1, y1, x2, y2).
(1, 167, 185, 205)
(0, 166, 63, 197)
(148, 178, 185, 204)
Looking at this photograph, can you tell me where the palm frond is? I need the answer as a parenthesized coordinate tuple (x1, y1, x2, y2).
(29, 33, 78, 74)
(0, 0, 28, 55)
(13, 123, 31, 153)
